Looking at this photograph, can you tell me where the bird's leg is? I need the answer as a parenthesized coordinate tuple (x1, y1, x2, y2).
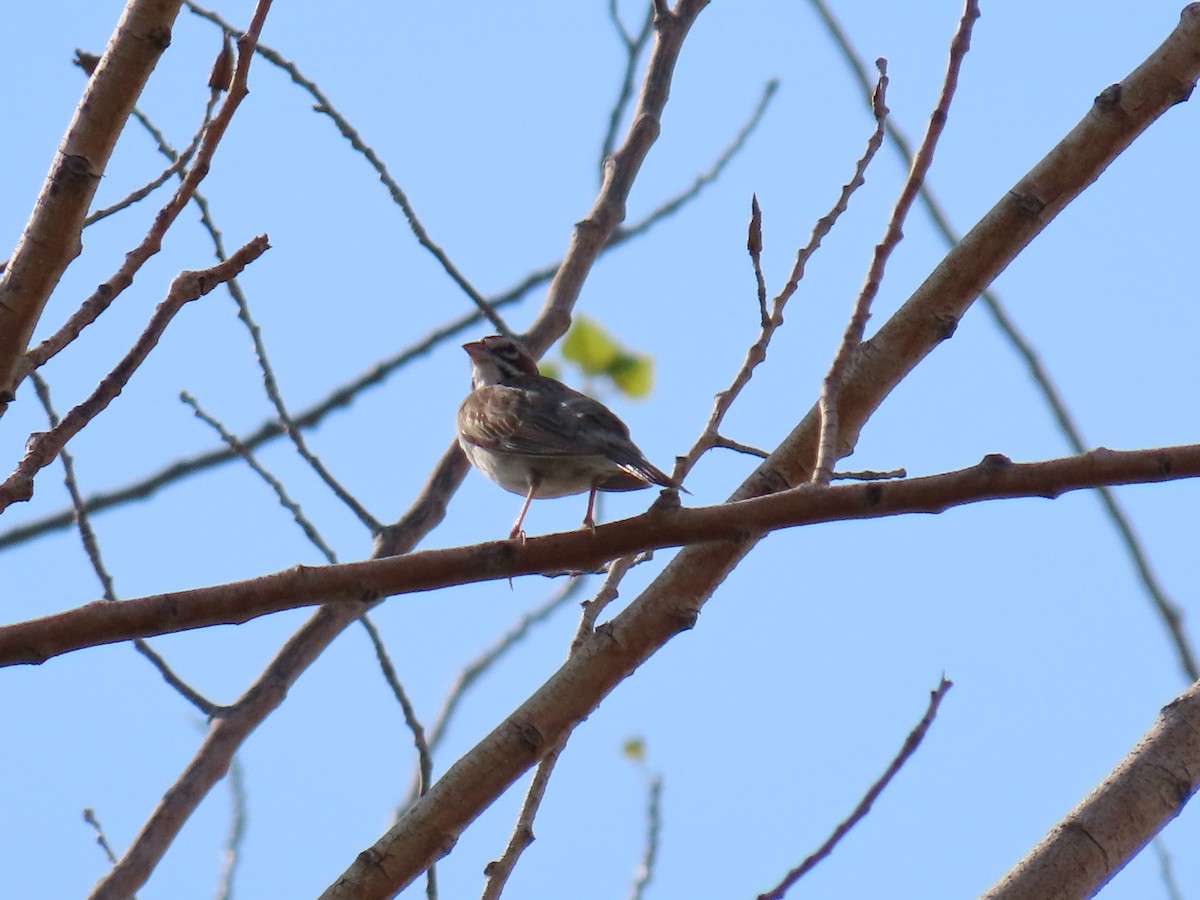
(581, 484, 599, 533)
(509, 476, 540, 541)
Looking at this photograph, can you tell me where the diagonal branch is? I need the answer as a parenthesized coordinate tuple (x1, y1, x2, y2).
(17, 2, 268, 384)
(0, 0, 184, 408)
(0, 237, 270, 514)
(87, 4, 716, 898)
(184, 0, 508, 334)
(808, 0, 1198, 682)
(981, 675, 1200, 900)
(757, 677, 953, 899)
(814, 0, 979, 483)
(320, 11, 1200, 897)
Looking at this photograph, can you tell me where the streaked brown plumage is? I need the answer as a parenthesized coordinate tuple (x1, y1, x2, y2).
(457, 335, 681, 539)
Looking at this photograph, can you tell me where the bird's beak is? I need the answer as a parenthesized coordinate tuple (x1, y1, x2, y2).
(462, 340, 486, 359)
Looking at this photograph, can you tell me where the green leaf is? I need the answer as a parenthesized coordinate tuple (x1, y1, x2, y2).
(622, 736, 647, 762)
(608, 352, 654, 398)
(560, 317, 656, 398)
(562, 316, 620, 375)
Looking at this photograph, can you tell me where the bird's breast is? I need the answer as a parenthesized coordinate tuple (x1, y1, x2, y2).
(458, 439, 636, 498)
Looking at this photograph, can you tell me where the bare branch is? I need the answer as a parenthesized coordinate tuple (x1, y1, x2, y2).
(10, 445, 1199, 683)
(757, 677, 952, 899)
(808, 0, 1199, 682)
(0, 236, 270, 514)
(980, 676, 1200, 900)
(678, 67, 888, 479)
(183, 0, 509, 336)
(18, 5, 272, 382)
(213, 755, 246, 900)
(480, 739, 568, 900)
(82, 808, 121, 868)
(628, 770, 662, 900)
(32, 373, 222, 716)
(813, 0, 979, 484)
(600, 1, 656, 172)
(0, 0, 184, 407)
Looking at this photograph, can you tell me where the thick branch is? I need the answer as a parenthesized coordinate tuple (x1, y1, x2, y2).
(87, 4, 712, 896)
(0, 0, 183, 406)
(523, 0, 712, 354)
(6, 445, 1197, 666)
(981, 677, 1200, 900)
(322, 9, 1200, 897)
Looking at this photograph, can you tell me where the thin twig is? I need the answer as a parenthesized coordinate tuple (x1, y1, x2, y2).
(813, 1, 979, 484)
(1, 236, 269, 512)
(479, 740, 568, 900)
(20, 11, 269, 380)
(628, 772, 662, 900)
(757, 677, 953, 900)
(1152, 838, 1184, 900)
(0, 74, 776, 553)
(180, 391, 340, 563)
(397, 576, 589, 814)
(183, 0, 509, 336)
(82, 808, 121, 867)
(214, 755, 247, 900)
(82, 91, 218, 227)
(360, 615, 433, 800)
(600, 1, 656, 174)
(808, 0, 1197, 682)
(358, 615, 439, 900)
(228, 291, 383, 534)
(480, 583, 608, 899)
(612, 79, 778, 246)
(677, 67, 889, 480)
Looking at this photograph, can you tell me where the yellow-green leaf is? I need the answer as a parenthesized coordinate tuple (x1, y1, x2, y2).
(622, 736, 647, 762)
(562, 316, 620, 375)
(608, 352, 654, 398)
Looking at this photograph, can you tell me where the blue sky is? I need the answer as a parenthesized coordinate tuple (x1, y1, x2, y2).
(2, 2, 1198, 898)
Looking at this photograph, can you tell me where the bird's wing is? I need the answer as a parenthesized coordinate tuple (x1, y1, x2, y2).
(458, 379, 678, 489)
(457, 381, 617, 454)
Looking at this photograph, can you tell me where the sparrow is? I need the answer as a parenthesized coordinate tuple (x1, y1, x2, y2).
(457, 334, 683, 539)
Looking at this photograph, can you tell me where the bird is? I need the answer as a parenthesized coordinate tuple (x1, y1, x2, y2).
(456, 334, 683, 539)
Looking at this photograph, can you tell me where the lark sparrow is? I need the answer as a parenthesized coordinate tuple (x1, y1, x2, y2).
(457, 334, 683, 539)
